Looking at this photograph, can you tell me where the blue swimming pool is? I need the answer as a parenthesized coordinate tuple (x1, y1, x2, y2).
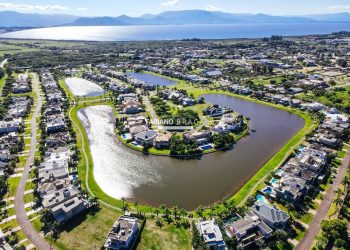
(256, 194, 266, 202)
(262, 186, 273, 194)
(200, 144, 213, 151)
(122, 134, 127, 139)
(270, 178, 279, 184)
(275, 169, 283, 175)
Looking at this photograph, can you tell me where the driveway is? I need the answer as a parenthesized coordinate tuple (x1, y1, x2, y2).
(14, 74, 54, 250)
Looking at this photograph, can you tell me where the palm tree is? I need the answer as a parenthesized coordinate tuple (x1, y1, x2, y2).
(274, 229, 288, 243)
(154, 208, 160, 220)
(334, 196, 343, 213)
(209, 206, 216, 219)
(285, 203, 295, 215)
(134, 200, 139, 214)
(164, 207, 171, 221)
(195, 205, 205, 219)
(160, 204, 166, 217)
(224, 199, 237, 215)
(341, 176, 350, 191)
(335, 188, 343, 197)
(172, 206, 179, 220)
(121, 197, 128, 211)
(179, 208, 187, 221)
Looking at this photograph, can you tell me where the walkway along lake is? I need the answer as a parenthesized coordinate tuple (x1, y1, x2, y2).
(78, 94, 304, 210)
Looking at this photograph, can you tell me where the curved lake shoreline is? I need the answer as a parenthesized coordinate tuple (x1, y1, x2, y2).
(77, 93, 304, 210)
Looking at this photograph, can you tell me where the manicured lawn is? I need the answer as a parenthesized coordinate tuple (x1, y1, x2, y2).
(299, 212, 313, 224)
(273, 241, 294, 250)
(25, 181, 34, 191)
(337, 150, 346, 159)
(8, 177, 21, 197)
(295, 228, 306, 241)
(138, 220, 191, 250)
(1, 218, 19, 232)
(252, 76, 285, 85)
(0, 73, 7, 95)
(24, 192, 35, 204)
(0, 42, 38, 56)
(51, 206, 122, 250)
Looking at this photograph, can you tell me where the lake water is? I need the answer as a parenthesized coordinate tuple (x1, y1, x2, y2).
(64, 77, 105, 97)
(78, 94, 304, 209)
(0, 23, 349, 41)
(128, 72, 178, 86)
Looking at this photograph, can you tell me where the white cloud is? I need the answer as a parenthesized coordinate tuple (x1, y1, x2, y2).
(77, 7, 88, 11)
(206, 5, 221, 11)
(161, 0, 179, 7)
(326, 5, 350, 12)
(0, 2, 69, 12)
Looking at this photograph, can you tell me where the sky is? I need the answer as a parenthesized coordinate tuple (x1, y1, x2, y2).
(0, 0, 350, 17)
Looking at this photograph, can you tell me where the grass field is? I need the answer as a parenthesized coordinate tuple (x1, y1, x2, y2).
(0, 74, 7, 95)
(252, 75, 285, 85)
(138, 221, 191, 250)
(8, 177, 21, 197)
(297, 85, 350, 111)
(0, 42, 38, 56)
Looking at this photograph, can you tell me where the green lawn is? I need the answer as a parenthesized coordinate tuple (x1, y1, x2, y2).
(0, 42, 38, 56)
(299, 212, 314, 224)
(50, 206, 122, 250)
(297, 85, 350, 112)
(0, 73, 7, 95)
(138, 221, 191, 250)
(1, 217, 19, 232)
(337, 150, 346, 159)
(8, 177, 21, 197)
(252, 76, 285, 85)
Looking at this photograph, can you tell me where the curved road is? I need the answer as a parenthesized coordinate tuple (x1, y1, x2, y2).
(295, 147, 350, 250)
(14, 74, 53, 250)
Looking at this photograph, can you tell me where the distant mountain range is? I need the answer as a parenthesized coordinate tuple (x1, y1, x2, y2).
(1, 10, 350, 28)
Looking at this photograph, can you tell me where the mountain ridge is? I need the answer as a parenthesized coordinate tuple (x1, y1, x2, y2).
(1, 10, 350, 28)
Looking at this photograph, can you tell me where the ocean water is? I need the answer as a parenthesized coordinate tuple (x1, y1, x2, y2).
(0, 23, 349, 41)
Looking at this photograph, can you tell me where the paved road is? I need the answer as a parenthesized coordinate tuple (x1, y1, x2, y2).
(14, 74, 54, 250)
(144, 96, 158, 125)
(295, 147, 350, 250)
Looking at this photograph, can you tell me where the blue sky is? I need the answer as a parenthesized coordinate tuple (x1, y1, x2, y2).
(0, 0, 350, 16)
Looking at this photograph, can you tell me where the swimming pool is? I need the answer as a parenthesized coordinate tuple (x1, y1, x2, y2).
(200, 144, 214, 151)
(275, 169, 283, 176)
(256, 194, 267, 203)
(270, 178, 279, 184)
(261, 186, 273, 194)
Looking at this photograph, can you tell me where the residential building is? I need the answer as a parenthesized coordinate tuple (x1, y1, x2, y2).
(197, 220, 227, 250)
(104, 216, 139, 250)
